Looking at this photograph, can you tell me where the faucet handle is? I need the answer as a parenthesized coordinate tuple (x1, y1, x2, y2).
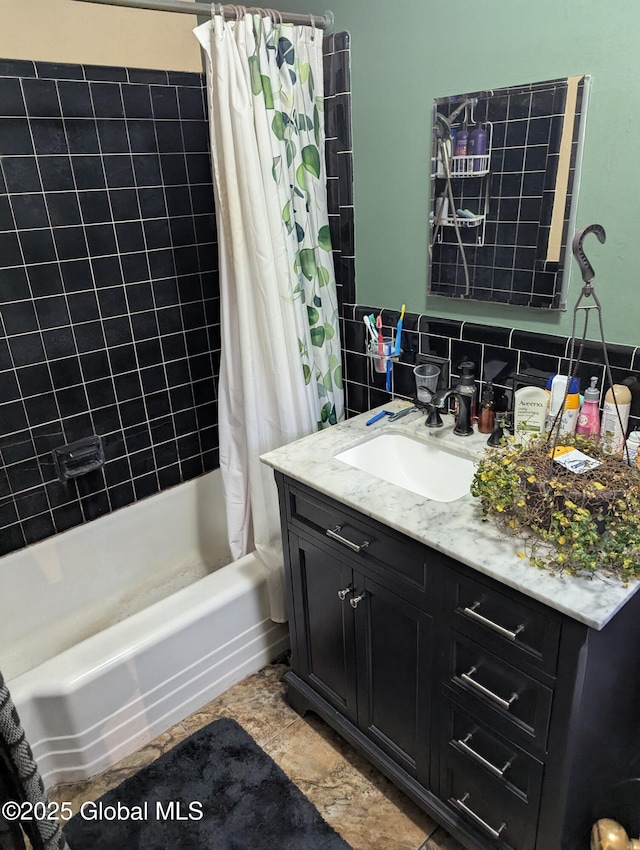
(425, 404, 444, 429)
(487, 415, 508, 447)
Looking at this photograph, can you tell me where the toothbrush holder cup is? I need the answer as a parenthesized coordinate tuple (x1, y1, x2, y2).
(368, 337, 401, 373)
(413, 363, 441, 402)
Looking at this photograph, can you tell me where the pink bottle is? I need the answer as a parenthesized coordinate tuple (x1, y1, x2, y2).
(575, 376, 601, 437)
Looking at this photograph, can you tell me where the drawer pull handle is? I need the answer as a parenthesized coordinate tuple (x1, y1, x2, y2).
(453, 793, 506, 840)
(350, 591, 366, 609)
(337, 585, 353, 600)
(463, 601, 524, 641)
(326, 526, 370, 553)
(456, 734, 512, 778)
(460, 667, 519, 711)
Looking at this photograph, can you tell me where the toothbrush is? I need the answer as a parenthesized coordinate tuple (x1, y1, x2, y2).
(376, 314, 383, 358)
(385, 358, 391, 392)
(394, 304, 405, 356)
(368, 314, 378, 342)
(363, 315, 378, 344)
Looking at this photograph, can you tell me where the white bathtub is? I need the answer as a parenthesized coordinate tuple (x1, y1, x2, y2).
(2, 470, 289, 788)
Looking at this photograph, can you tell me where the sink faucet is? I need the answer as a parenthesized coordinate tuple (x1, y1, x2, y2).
(425, 388, 474, 436)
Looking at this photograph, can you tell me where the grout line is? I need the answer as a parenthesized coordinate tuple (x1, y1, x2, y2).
(259, 715, 304, 750)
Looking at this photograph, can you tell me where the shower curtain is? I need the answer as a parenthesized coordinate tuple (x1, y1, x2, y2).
(194, 11, 344, 622)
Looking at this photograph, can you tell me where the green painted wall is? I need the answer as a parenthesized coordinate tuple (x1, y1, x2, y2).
(278, 0, 640, 346)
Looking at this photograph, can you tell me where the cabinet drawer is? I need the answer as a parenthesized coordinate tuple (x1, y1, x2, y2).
(445, 635, 553, 750)
(446, 568, 561, 676)
(439, 700, 543, 809)
(441, 741, 539, 850)
(286, 485, 432, 606)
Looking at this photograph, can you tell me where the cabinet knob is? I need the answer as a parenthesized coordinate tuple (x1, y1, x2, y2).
(350, 592, 366, 609)
(337, 586, 353, 600)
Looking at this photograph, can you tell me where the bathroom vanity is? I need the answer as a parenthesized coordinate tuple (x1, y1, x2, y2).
(261, 404, 640, 850)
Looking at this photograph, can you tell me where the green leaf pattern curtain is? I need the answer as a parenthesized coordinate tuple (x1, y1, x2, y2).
(194, 14, 344, 622)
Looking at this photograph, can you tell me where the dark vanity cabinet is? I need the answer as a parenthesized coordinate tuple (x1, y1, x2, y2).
(275, 472, 640, 850)
(288, 532, 432, 782)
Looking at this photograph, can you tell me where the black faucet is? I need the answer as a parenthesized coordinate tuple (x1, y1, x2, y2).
(425, 388, 474, 436)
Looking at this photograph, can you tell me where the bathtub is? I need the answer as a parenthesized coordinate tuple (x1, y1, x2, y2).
(2, 470, 289, 789)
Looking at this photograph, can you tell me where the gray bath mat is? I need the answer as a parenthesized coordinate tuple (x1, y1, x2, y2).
(63, 716, 353, 849)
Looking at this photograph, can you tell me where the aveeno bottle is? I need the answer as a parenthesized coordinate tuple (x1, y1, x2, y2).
(513, 386, 549, 444)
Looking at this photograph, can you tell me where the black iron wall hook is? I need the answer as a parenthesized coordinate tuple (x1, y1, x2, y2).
(572, 223, 606, 285)
(546, 224, 609, 451)
(562, 223, 631, 461)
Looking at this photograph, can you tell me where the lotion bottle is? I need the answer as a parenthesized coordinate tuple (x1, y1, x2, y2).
(575, 376, 601, 438)
(599, 384, 632, 455)
(513, 386, 548, 444)
(626, 430, 640, 467)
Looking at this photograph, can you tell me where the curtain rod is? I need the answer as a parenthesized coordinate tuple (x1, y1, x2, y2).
(70, 0, 333, 29)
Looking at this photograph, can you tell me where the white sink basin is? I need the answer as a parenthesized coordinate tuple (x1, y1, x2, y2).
(335, 432, 475, 502)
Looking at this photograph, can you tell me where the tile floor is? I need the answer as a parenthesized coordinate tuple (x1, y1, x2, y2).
(49, 661, 464, 850)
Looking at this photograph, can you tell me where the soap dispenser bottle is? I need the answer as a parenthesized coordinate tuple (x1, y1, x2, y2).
(478, 382, 495, 434)
(575, 376, 601, 438)
(456, 361, 477, 425)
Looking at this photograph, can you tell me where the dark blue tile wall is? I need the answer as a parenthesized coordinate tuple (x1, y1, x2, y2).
(0, 58, 219, 557)
(323, 33, 354, 311)
(0, 38, 355, 559)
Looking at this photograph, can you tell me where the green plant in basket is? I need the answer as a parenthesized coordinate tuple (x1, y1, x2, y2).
(470, 433, 640, 582)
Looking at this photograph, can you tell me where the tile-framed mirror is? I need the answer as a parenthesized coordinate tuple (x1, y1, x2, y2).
(428, 75, 590, 309)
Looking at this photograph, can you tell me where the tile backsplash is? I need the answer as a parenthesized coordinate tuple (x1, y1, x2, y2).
(341, 306, 640, 433)
(0, 59, 219, 556)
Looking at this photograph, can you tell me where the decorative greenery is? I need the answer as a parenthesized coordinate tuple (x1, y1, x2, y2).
(470, 434, 640, 583)
(252, 16, 343, 429)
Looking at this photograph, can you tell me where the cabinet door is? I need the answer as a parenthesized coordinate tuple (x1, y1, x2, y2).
(288, 532, 358, 722)
(354, 574, 432, 784)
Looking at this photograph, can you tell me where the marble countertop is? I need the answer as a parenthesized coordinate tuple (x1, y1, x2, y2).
(261, 401, 640, 630)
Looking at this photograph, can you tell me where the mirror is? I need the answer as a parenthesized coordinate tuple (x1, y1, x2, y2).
(428, 75, 590, 309)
